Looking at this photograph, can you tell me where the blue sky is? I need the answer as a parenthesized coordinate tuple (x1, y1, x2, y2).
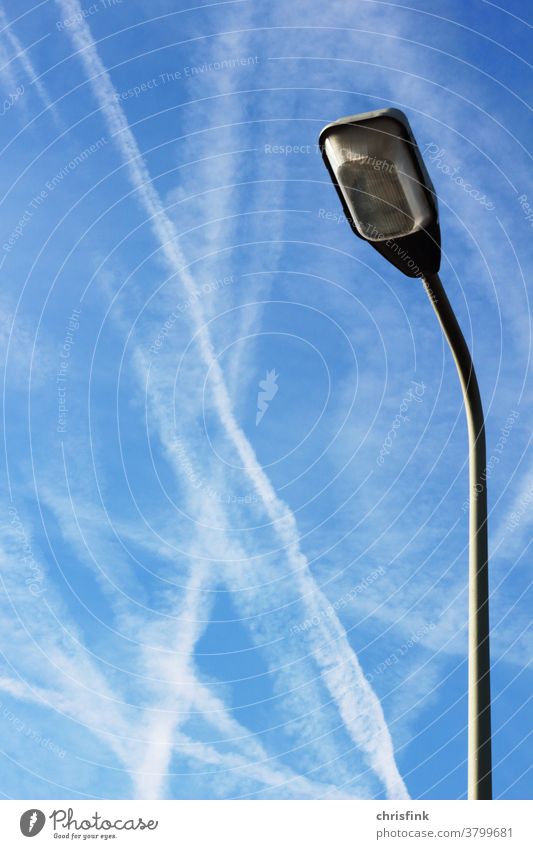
(0, 0, 531, 800)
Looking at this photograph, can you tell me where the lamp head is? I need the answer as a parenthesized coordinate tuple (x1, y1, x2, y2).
(319, 108, 440, 277)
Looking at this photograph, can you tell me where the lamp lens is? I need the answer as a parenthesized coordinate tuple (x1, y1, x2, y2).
(323, 118, 433, 241)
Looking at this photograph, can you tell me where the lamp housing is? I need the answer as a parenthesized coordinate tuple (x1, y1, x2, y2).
(319, 108, 441, 277)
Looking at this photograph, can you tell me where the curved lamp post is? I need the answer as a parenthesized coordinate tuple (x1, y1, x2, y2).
(319, 108, 492, 800)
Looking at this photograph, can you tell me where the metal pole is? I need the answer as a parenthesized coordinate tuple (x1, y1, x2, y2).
(422, 272, 492, 800)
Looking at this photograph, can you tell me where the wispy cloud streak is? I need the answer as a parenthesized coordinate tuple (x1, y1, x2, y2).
(0, 6, 55, 115)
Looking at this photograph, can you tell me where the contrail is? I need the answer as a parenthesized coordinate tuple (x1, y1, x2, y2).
(57, 0, 408, 798)
(0, 7, 55, 115)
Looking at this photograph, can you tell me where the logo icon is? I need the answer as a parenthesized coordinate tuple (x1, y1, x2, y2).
(20, 810, 46, 837)
(256, 369, 279, 425)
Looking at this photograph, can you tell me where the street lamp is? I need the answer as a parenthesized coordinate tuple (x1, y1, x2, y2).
(319, 108, 492, 801)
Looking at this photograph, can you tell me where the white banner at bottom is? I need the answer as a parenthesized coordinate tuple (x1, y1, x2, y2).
(1, 800, 529, 848)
